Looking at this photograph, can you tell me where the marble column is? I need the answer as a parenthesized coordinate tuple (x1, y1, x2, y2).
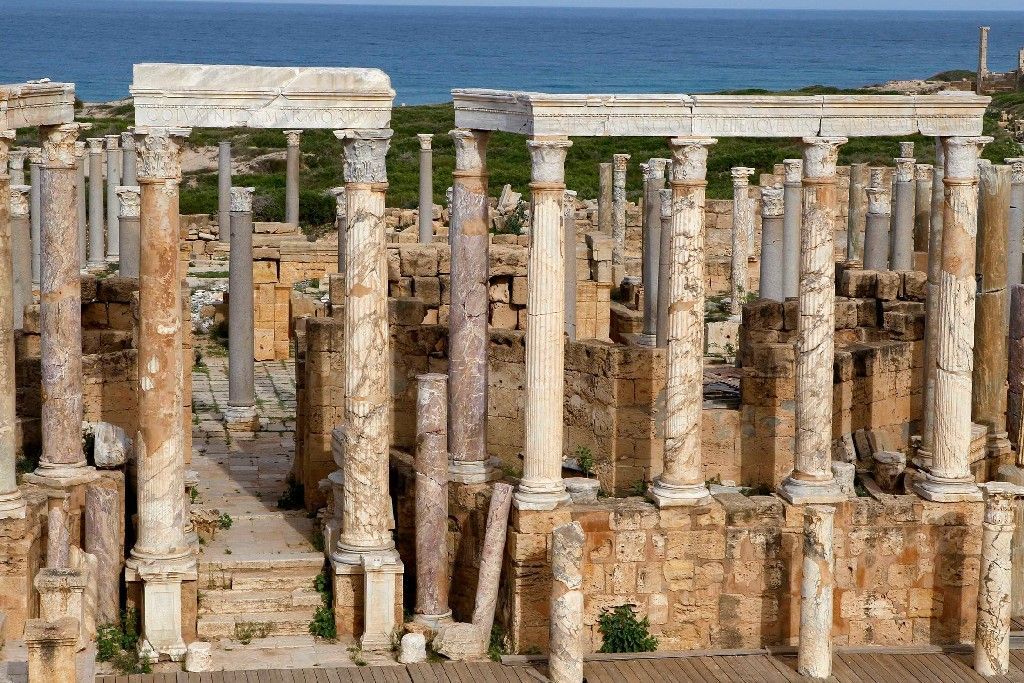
(418, 134, 434, 243)
(46, 503, 71, 568)
(914, 164, 934, 253)
(565, 189, 578, 341)
(648, 137, 716, 508)
(1007, 158, 1024, 290)
(86, 138, 105, 269)
(329, 186, 347, 274)
(656, 187, 672, 348)
(846, 162, 869, 262)
(104, 134, 121, 262)
(85, 481, 121, 626)
(471, 481, 513, 648)
(641, 158, 668, 344)
(975, 482, 1023, 676)
(116, 185, 141, 278)
(612, 153, 630, 285)
(284, 130, 302, 226)
(125, 126, 195, 663)
(890, 144, 916, 271)
(217, 141, 231, 243)
(730, 167, 755, 315)
(759, 184, 785, 302)
(8, 148, 26, 185)
(598, 162, 613, 234)
(863, 168, 891, 271)
(226, 187, 257, 430)
(779, 137, 848, 505)
(549, 521, 585, 683)
(29, 147, 41, 285)
(1010, 285, 1024, 459)
(74, 142, 86, 266)
(10, 184, 31, 331)
(514, 137, 573, 512)
(448, 129, 496, 484)
(782, 159, 802, 298)
(121, 131, 137, 186)
(919, 141, 946, 467)
(914, 136, 992, 503)
(973, 162, 1012, 459)
(798, 505, 835, 679)
(414, 373, 451, 628)
(0, 131, 25, 520)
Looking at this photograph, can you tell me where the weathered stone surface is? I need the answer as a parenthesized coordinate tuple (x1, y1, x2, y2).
(975, 483, 1022, 676)
(471, 482, 513, 644)
(398, 632, 427, 664)
(414, 373, 451, 626)
(185, 641, 213, 672)
(25, 617, 79, 682)
(549, 521, 585, 683)
(85, 480, 121, 625)
(798, 505, 835, 678)
(433, 621, 483, 661)
(92, 421, 131, 468)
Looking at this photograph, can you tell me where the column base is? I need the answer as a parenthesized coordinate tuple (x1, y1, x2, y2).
(330, 540, 400, 568)
(125, 553, 197, 663)
(512, 485, 571, 511)
(913, 472, 982, 502)
(448, 458, 502, 485)
(86, 260, 107, 271)
(647, 478, 711, 507)
(24, 463, 98, 489)
(331, 548, 403, 648)
(987, 431, 1013, 460)
(911, 446, 932, 470)
(0, 490, 27, 519)
(413, 611, 453, 630)
(778, 475, 847, 504)
(224, 404, 258, 432)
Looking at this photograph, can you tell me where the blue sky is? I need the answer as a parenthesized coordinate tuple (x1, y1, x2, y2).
(159, 0, 1024, 8)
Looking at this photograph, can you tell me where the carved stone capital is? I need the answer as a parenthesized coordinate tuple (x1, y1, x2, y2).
(898, 141, 915, 158)
(528, 137, 572, 185)
(86, 137, 105, 154)
(644, 157, 669, 182)
(612, 153, 630, 172)
(8, 148, 28, 167)
(783, 159, 802, 184)
(10, 185, 31, 217)
(761, 184, 784, 217)
(659, 188, 672, 220)
(869, 167, 886, 188)
(894, 158, 916, 183)
(284, 130, 302, 147)
(943, 136, 992, 179)
(417, 133, 434, 151)
(116, 186, 141, 217)
(135, 127, 192, 181)
(230, 186, 256, 213)
(27, 147, 43, 165)
(104, 134, 120, 151)
(120, 131, 136, 151)
(73, 141, 86, 160)
(730, 166, 755, 187)
(915, 164, 933, 182)
(450, 129, 489, 173)
(1005, 158, 1024, 183)
(0, 130, 16, 167)
(980, 482, 1024, 527)
(866, 186, 891, 215)
(41, 124, 84, 168)
(801, 137, 847, 179)
(668, 137, 716, 183)
(335, 129, 392, 184)
(328, 186, 347, 217)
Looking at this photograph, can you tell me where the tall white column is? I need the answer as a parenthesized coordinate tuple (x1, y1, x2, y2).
(74, 142, 86, 266)
(104, 135, 121, 262)
(779, 137, 848, 505)
(641, 158, 668, 344)
(611, 153, 630, 285)
(863, 168, 891, 271)
(514, 137, 573, 512)
(730, 166, 755, 315)
(86, 138, 105, 269)
(914, 136, 991, 503)
(782, 159, 802, 298)
(28, 147, 41, 286)
(217, 141, 231, 243)
(648, 137, 716, 508)
(10, 184, 31, 332)
(284, 130, 302, 226)
(758, 184, 785, 302)
(329, 186, 347, 274)
(117, 185, 141, 278)
(656, 187, 672, 348)
(798, 505, 835, 678)
(919, 141, 946, 467)
(846, 162, 868, 263)
(1007, 157, 1024, 290)
(417, 134, 434, 243)
(890, 143, 916, 271)
(978, 26, 991, 94)
(975, 482, 1023, 676)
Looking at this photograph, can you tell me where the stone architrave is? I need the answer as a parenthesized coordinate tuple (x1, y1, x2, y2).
(85, 481, 121, 626)
(284, 130, 302, 225)
(549, 521, 585, 683)
(782, 159, 802, 298)
(226, 187, 257, 431)
(121, 131, 137, 186)
(919, 140, 946, 467)
(29, 147, 42, 285)
(470, 481, 514, 648)
(779, 137, 848, 505)
(86, 137, 105, 268)
(641, 158, 668, 344)
(863, 168, 891, 272)
(598, 162, 613, 234)
(656, 187, 672, 348)
(104, 134, 121, 261)
(329, 186, 347, 274)
(414, 373, 452, 628)
(975, 482, 1024, 676)
(1007, 158, 1024, 292)
(915, 136, 992, 503)
(611, 153, 630, 285)
(10, 184, 31, 332)
(217, 141, 231, 242)
(648, 137, 716, 508)
(729, 166, 755, 315)
(116, 185, 141, 278)
(565, 189, 578, 340)
(514, 137, 573, 512)
(417, 134, 434, 243)
(74, 142, 86, 265)
(798, 505, 836, 679)
(846, 162, 869, 262)
(914, 164, 933, 253)
(25, 617, 80, 682)
(448, 129, 497, 484)
(890, 145, 916, 271)
(1011, 285, 1024, 460)
(758, 184, 785, 302)
(8, 148, 27, 185)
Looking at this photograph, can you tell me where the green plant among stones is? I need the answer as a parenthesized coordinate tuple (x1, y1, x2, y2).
(217, 512, 233, 530)
(628, 479, 647, 497)
(235, 621, 271, 645)
(487, 624, 511, 662)
(96, 609, 150, 674)
(309, 569, 337, 640)
(496, 200, 528, 235)
(597, 604, 658, 653)
(574, 446, 595, 478)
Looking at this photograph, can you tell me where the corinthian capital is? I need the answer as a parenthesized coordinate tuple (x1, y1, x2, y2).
(230, 186, 256, 213)
(41, 124, 84, 168)
(668, 137, 717, 183)
(284, 130, 302, 148)
(801, 137, 847, 179)
(87, 137, 105, 154)
(980, 482, 1024, 527)
(783, 159, 802, 184)
(915, 164, 933, 182)
(730, 166, 755, 187)
(116, 186, 141, 218)
(9, 185, 30, 217)
(120, 131, 137, 151)
(328, 187, 347, 217)
(612, 153, 630, 172)
(0, 130, 15, 167)
(417, 133, 434, 151)
(866, 186, 891, 215)
(73, 141, 86, 160)
(135, 127, 192, 181)
(894, 158, 916, 183)
(105, 134, 120, 151)
(760, 185, 784, 218)
(335, 129, 392, 184)
(1005, 158, 1024, 183)
(528, 137, 572, 185)
(450, 129, 489, 173)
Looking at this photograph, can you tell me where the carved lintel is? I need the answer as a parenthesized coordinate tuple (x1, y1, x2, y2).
(760, 184, 784, 217)
(135, 127, 192, 181)
(229, 186, 256, 213)
(115, 186, 141, 218)
(668, 137, 717, 183)
(528, 137, 572, 185)
(450, 129, 489, 173)
(41, 124, 84, 169)
(335, 129, 392, 184)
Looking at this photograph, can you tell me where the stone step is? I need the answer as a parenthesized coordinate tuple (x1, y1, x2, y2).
(198, 588, 322, 615)
(196, 608, 317, 640)
(198, 556, 325, 591)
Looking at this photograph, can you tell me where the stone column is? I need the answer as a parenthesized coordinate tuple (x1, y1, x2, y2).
(25, 618, 80, 682)
(641, 159, 668, 344)
(10, 184, 31, 331)
(914, 164, 933, 253)
(914, 136, 991, 503)
(0, 131, 25, 520)
(29, 147, 41, 285)
(47, 503, 71, 568)
(975, 482, 1023, 676)
(1011, 285, 1024, 459)
(121, 131, 137, 186)
(284, 130, 302, 226)
(414, 373, 451, 628)
(798, 505, 835, 679)
(85, 481, 121, 626)
(846, 162, 868, 262)
(978, 26, 991, 94)
(648, 137, 716, 508)
(116, 185, 141, 278)
(125, 126, 195, 663)
(919, 141, 946, 467)
(217, 141, 231, 243)
(329, 186, 347, 275)
(973, 162, 1012, 459)
(74, 142, 86, 266)
(598, 162, 613, 234)
(549, 521, 585, 683)
(418, 134, 434, 243)
(730, 167, 755, 315)
(779, 137, 848, 505)
(86, 138, 105, 269)
(448, 129, 496, 484)
(1007, 158, 1024, 290)
(656, 187, 672, 348)
(226, 187, 257, 431)
(611, 153, 630, 285)
(471, 481, 513, 648)
(890, 143, 916, 271)
(104, 134, 121, 262)
(514, 137, 573, 512)
(863, 168, 891, 271)
(782, 159, 802, 298)
(565, 189, 578, 341)
(9, 148, 26, 185)
(759, 184, 785, 302)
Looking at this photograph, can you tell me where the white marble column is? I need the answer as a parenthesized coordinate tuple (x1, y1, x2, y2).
(598, 162, 613, 235)
(648, 137, 716, 508)
(117, 186, 141, 278)
(284, 130, 302, 226)
(919, 141, 946, 467)
(730, 167, 755, 315)
(975, 482, 1023, 676)
(782, 159, 802, 298)
(10, 184, 31, 332)
(549, 521, 585, 683)
(74, 142, 86, 266)
(798, 505, 835, 679)
(779, 137, 848, 505)
(414, 373, 451, 628)
(611, 153, 630, 285)
(226, 187, 257, 430)
(863, 168, 891, 271)
(417, 134, 434, 243)
(846, 162, 868, 263)
(217, 141, 231, 243)
(656, 187, 672, 348)
(758, 184, 785, 302)
(8, 148, 26, 185)
(565, 189, 578, 341)
(29, 147, 41, 286)
(86, 138, 105, 269)
(514, 137, 573, 512)
(121, 131, 137, 186)
(125, 126, 195, 663)
(104, 135, 121, 262)
(890, 143, 916, 271)
(914, 163, 933, 253)
(1007, 158, 1024, 290)
(915, 136, 991, 503)
(641, 158, 668, 344)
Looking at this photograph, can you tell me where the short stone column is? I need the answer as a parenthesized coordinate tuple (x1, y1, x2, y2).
(284, 130, 302, 226)
(226, 187, 257, 431)
(779, 137, 848, 505)
(125, 126, 195, 663)
(471, 481, 514, 648)
(514, 137, 573, 512)
(919, 141, 946, 467)
(565, 189, 578, 341)
(641, 158, 668, 344)
(914, 163, 933, 253)
(417, 134, 434, 243)
(648, 137, 716, 508)
(86, 138, 105, 269)
(104, 134, 121, 262)
(74, 142, 86, 265)
(25, 617, 80, 682)
(890, 143, 916, 271)
(29, 147, 41, 285)
(914, 136, 992, 503)
(1007, 158, 1024, 290)
(85, 481, 121, 626)
(863, 168, 890, 271)
(8, 148, 27, 185)
(414, 373, 451, 628)
(782, 159, 802, 298)
(217, 141, 231, 243)
(975, 482, 1024, 676)
(121, 131, 137, 186)
(846, 162, 869, 262)
(730, 166, 755, 315)
(598, 162, 613, 234)
(10, 184, 31, 332)
(116, 185, 141, 278)
(549, 521, 585, 683)
(448, 129, 496, 484)
(758, 184, 785, 302)
(798, 505, 835, 679)
(656, 187, 672, 348)
(611, 153, 630, 285)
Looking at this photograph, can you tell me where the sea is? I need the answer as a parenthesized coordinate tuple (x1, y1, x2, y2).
(4, 1, 1024, 104)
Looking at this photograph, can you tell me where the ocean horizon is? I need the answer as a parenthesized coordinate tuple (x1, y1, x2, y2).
(5, 1, 1024, 104)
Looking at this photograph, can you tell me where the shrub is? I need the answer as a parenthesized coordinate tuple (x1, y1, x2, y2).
(309, 570, 337, 640)
(597, 604, 658, 653)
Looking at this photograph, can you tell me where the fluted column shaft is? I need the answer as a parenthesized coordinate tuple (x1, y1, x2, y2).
(29, 150, 41, 285)
(642, 159, 668, 342)
(417, 134, 434, 243)
(846, 162, 868, 262)
(227, 187, 256, 427)
(782, 159, 802, 298)
(863, 168, 891, 271)
(549, 522, 585, 683)
(217, 141, 231, 243)
(730, 167, 755, 315)
(914, 164, 934, 253)
(105, 135, 121, 261)
(611, 153, 629, 285)
(975, 483, 1022, 676)
(10, 185, 31, 332)
(117, 186, 141, 278)
(1007, 159, 1024, 290)
(414, 373, 451, 626)
(890, 147, 916, 271)
(284, 130, 302, 226)
(798, 505, 835, 678)
(920, 142, 946, 464)
(86, 138, 105, 268)
(758, 185, 785, 302)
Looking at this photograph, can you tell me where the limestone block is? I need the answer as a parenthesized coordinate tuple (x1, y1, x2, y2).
(433, 621, 483, 661)
(92, 421, 131, 467)
(875, 271, 901, 301)
(400, 245, 439, 277)
(398, 632, 427, 664)
(185, 641, 213, 672)
(25, 617, 79, 682)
